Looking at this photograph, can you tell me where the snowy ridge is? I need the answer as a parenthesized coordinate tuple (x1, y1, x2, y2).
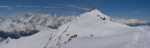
(0, 9, 150, 48)
(45, 9, 148, 48)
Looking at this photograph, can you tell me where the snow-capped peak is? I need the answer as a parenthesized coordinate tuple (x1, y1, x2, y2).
(83, 9, 107, 17)
(78, 9, 111, 22)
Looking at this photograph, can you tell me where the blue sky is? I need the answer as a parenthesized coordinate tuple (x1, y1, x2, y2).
(0, 0, 150, 19)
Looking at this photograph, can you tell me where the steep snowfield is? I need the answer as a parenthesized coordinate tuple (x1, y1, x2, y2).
(0, 28, 56, 48)
(0, 9, 150, 48)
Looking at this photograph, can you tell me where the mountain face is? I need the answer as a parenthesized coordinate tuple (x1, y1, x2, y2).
(0, 9, 150, 48)
(0, 13, 75, 39)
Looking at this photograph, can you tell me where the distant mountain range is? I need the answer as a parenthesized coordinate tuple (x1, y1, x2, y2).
(0, 13, 76, 39)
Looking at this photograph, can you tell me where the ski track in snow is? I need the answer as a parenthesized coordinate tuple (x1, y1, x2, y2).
(123, 27, 150, 48)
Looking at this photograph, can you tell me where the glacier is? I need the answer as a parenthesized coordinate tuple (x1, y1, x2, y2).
(0, 9, 150, 48)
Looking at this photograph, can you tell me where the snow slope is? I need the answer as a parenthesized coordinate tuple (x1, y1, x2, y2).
(0, 28, 56, 48)
(0, 9, 150, 48)
(45, 9, 150, 48)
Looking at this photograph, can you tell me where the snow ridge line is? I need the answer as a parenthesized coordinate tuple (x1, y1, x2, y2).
(45, 22, 72, 48)
(44, 34, 53, 48)
(55, 22, 71, 48)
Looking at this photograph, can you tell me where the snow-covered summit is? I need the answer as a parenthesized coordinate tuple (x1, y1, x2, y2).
(78, 9, 110, 22)
(45, 9, 143, 48)
(56, 9, 132, 37)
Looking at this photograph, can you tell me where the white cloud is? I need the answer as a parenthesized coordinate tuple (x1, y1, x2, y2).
(132, 11, 143, 14)
(0, 5, 11, 10)
(0, 6, 9, 8)
(68, 11, 78, 15)
(16, 5, 62, 9)
(112, 18, 149, 24)
(69, 4, 89, 10)
(43, 7, 61, 9)
(16, 5, 39, 7)
(132, 9, 145, 14)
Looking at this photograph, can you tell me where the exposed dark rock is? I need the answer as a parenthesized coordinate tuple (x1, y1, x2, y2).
(68, 35, 77, 42)
(47, 23, 61, 29)
(90, 34, 94, 37)
(0, 30, 39, 39)
(0, 31, 20, 39)
(19, 30, 39, 36)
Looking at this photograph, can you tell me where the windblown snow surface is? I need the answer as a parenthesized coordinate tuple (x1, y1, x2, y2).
(0, 9, 150, 48)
